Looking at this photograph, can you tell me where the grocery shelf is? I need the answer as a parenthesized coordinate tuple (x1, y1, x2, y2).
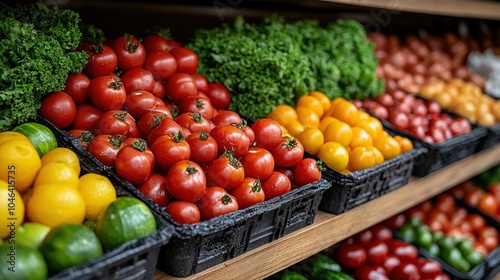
(317, 0, 500, 20)
(154, 144, 500, 280)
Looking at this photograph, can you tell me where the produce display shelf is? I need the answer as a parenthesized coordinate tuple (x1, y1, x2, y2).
(153, 144, 500, 280)
(317, 0, 500, 20)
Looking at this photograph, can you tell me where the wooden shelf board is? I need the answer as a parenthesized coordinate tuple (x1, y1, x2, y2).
(154, 144, 500, 280)
(318, 0, 500, 20)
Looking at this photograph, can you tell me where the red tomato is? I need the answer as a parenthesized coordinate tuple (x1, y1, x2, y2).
(88, 134, 124, 166)
(166, 160, 206, 202)
(252, 119, 283, 151)
(354, 230, 374, 246)
(261, 171, 292, 200)
(272, 136, 305, 168)
(144, 50, 177, 81)
(434, 193, 455, 215)
(478, 193, 498, 216)
(465, 188, 485, 207)
(170, 47, 198, 74)
(152, 80, 166, 99)
(137, 173, 169, 207)
(124, 90, 157, 120)
(147, 118, 183, 145)
(365, 240, 389, 265)
(274, 167, 294, 184)
(488, 183, 500, 202)
(293, 158, 322, 187)
(178, 95, 215, 121)
(206, 83, 231, 110)
(71, 103, 103, 131)
(186, 132, 218, 166)
(87, 75, 127, 111)
(371, 225, 393, 243)
(197, 186, 239, 220)
(229, 177, 265, 209)
(427, 211, 450, 232)
(175, 112, 211, 134)
(415, 258, 442, 279)
(67, 129, 93, 150)
(143, 35, 169, 53)
(137, 111, 169, 137)
(192, 74, 209, 93)
(241, 124, 255, 145)
(166, 201, 200, 224)
(212, 110, 241, 126)
(151, 132, 191, 171)
(210, 125, 250, 158)
(389, 262, 420, 280)
(467, 213, 486, 234)
(240, 147, 275, 180)
(115, 139, 155, 184)
(334, 242, 367, 269)
(165, 73, 198, 104)
(354, 265, 389, 280)
(382, 254, 400, 275)
(120, 67, 155, 93)
(387, 240, 418, 262)
(112, 34, 146, 72)
(95, 110, 132, 137)
(450, 207, 468, 226)
(79, 42, 117, 78)
(206, 154, 245, 191)
(64, 73, 91, 105)
(383, 213, 406, 230)
(38, 91, 76, 129)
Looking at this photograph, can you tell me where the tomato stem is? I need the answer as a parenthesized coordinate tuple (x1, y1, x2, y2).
(108, 134, 124, 149)
(131, 139, 147, 152)
(79, 130, 94, 143)
(124, 33, 141, 53)
(199, 131, 210, 141)
(282, 136, 298, 150)
(316, 160, 326, 172)
(90, 43, 103, 54)
(170, 130, 186, 143)
(185, 165, 198, 175)
(221, 194, 233, 205)
(191, 113, 203, 123)
(195, 98, 205, 109)
(170, 104, 179, 118)
(150, 113, 165, 128)
(235, 119, 247, 130)
(109, 78, 123, 90)
(113, 111, 128, 121)
(252, 179, 262, 193)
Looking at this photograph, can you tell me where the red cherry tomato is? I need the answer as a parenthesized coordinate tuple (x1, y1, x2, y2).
(229, 177, 265, 209)
(261, 171, 292, 200)
(38, 91, 76, 129)
(137, 173, 169, 207)
(272, 136, 305, 168)
(240, 147, 275, 180)
(166, 160, 206, 203)
(387, 240, 418, 262)
(178, 95, 215, 121)
(354, 264, 389, 280)
(87, 75, 127, 111)
(205, 154, 245, 191)
(365, 240, 389, 265)
(383, 213, 406, 230)
(64, 73, 91, 105)
(151, 132, 191, 171)
(170, 47, 198, 74)
(137, 111, 169, 137)
(197, 186, 239, 220)
(252, 119, 283, 151)
(382, 254, 401, 275)
(389, 262, 420, 280)
(124, 90, 157, 120)
(293, 158, 322, 187)
(166, 201, 200, 225)
(152, 80, 166, 99)
(210, 125, 250, 158)
(212, 110, 241, 126)
(144, 50, 177, 81)
(79, 42, 117, 78)
(206, 82, 231, 110)
(71, 103, 103, 131)
(120, 67, 155, 93)
(175, 112, 211, 134)
(165, 73, 198, 104)
(87, 134, 124, 166)
(415, 258, 442, 279)
(192, 74, 209, 93)
(115, 139, 155, 184)
(334, 242, 367, 270)
(94, 110, 133, 137)
(112, 34, 146, 72)
(143, 35, 169, 53)
(354, 230, 374, 246)
(147, 118, 183, 145)
(186, 131, 218, 166)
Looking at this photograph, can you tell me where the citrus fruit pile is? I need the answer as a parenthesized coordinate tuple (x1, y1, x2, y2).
(267, 92, 413, 173)
(0, 123, 157, 278)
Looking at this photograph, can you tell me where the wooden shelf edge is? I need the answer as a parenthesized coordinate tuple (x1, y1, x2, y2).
(155, 145, 500, 280)
(317, 0, 500, 20)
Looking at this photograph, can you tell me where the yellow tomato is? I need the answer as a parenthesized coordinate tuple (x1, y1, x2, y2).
(350, 127, 373, 149)
(369, 146, 384, 165)
(323, 120, 353, 147)
(34, 162, 80, 189)
(394, 135, 413, 153)
(309, 91, 331, 112)
(355, 117, 383, 140)
(267, 104, 298, 125)
(0, 137, 42, 193)
(297, 95, 324, 118)
(349, 146, 376, 172)
(356, 111, 371, 125)
(316, 142, 349, 172)
(296, 127, 324, 155)
(296, 107, 320, 128)
(0, 180, 25, 239)
(374, 135, 402, 160)
(327, 97, 348, 116)
(284, 120, 305, 136)
(319, 117, 339, 133)
(41, 147, 81, 175)
(330, 100, 359, 126)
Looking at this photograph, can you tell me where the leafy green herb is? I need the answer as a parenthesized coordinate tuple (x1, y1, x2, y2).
(0, 3, 87, 131)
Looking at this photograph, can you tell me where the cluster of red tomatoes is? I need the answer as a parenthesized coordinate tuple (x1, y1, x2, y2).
(37, 34, 322, 224)
(327, 225, 449, 280)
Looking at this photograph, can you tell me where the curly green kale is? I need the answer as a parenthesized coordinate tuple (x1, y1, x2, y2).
(188, 16, 315, 120)
(0, 3, 88, 131)
(79, 22, 106, 44)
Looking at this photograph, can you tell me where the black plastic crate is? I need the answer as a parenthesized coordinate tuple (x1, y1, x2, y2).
(314, 148, 423, 215)
(37, 116, 332, 277)
(381, 119, 487, 177)
(35, 116, 175, 280)
(477, 123, 500, 152)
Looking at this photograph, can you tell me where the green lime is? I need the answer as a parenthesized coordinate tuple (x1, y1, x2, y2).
(455, 259, 472, 273)
(427, 243, 440, 258)
(398, 224, 417, 243)
(39, 224, 103, 274)
(408, 217, 422, 227)
(15, 222, 51, 249)
(0, 244, 48, 280)
(416, 230, 434, 249)
(437, 236, 456, 250)
(442, 247, 468, 272)
(465, 251, 484, 267)
(432, 231, 445, 241)
(457, 239, 474, 256)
